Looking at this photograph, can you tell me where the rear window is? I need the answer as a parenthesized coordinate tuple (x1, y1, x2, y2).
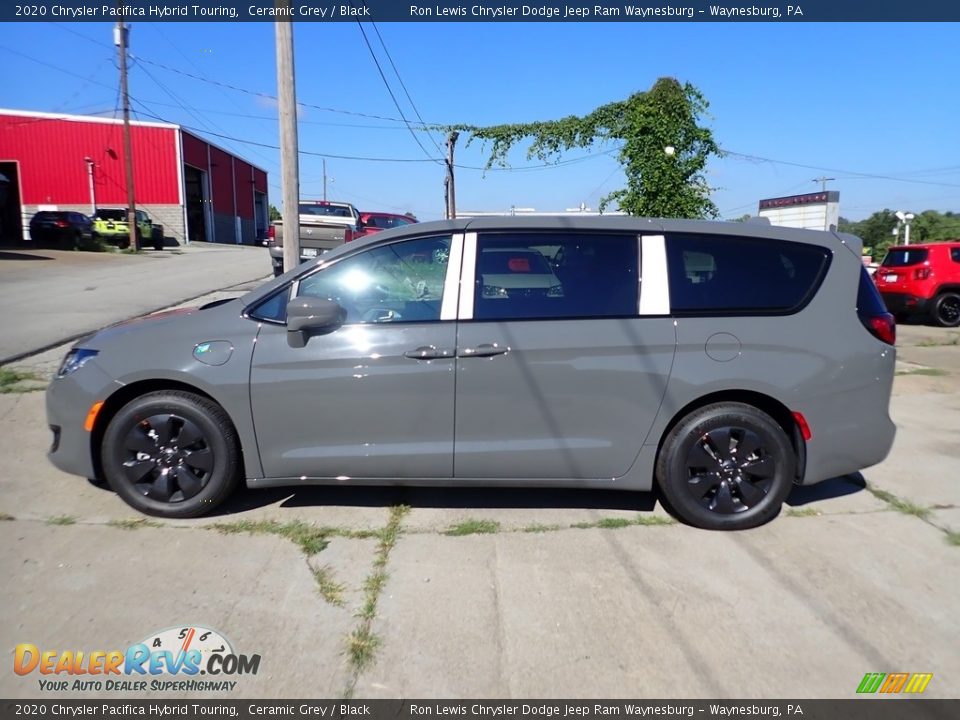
(299, 204, 354, 218)
(666, 233, 831, 315)
(368, 215, 414, 230)
(881, 248, 929, 267)
(857, 265, 889, 317)
(95, 209, 126, 221)
(32, 211, 58, 221)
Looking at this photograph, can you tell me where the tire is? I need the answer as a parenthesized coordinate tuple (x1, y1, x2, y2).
(931, 292, 960, 328)
(100, 390, 241, 518)
(655, 402, 795, 530)
(152, 232, 164, 251)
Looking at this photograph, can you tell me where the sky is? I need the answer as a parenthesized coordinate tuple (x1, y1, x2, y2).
(1, 20, 958, 222)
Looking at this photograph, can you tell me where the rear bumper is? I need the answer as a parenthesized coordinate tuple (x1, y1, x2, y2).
(879, 291, 930, 316)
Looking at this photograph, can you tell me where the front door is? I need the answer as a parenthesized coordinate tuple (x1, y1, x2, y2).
(249, 234, 460, 480)
(453, 231, 677, 480)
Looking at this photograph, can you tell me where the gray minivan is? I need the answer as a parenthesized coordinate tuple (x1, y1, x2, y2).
(46, 217, 896, 530)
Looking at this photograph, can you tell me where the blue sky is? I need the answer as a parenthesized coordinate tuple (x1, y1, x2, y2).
(2, 21, 958, 221)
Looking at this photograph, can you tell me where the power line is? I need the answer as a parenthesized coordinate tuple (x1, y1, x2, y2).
(370, 22, 445, 155)
(354, 21, 442, 163)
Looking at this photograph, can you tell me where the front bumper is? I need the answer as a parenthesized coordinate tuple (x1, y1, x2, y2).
(879, 291, 930, 316)
(46, 361, 118, 480)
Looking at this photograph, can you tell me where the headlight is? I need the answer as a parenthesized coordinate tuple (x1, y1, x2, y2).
(57, 348, 99, 377)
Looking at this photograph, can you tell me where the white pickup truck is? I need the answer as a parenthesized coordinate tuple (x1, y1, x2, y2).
(266, 200, 361, 276)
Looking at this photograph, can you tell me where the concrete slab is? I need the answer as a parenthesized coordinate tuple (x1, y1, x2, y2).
(866, 392, 960, 509)
(0, 520, 374, 699)
(928, 507, 960, 535)
(359, 511, 959, 699)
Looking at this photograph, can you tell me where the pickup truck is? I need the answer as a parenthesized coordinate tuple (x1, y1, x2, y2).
(266, 200, 361, 276)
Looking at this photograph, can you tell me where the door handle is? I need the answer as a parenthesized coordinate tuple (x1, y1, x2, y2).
(459, 343, 510, 358)
(404, 345, 454, 360)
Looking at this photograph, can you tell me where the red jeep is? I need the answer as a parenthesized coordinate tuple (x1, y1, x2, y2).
(874, 242, 960, 327)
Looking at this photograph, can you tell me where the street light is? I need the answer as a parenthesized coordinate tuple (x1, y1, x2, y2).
(83, 157, 96, 217)
(895, 210, 915, 245)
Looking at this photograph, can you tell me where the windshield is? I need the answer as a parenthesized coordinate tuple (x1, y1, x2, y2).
(95, 209, 126, 221)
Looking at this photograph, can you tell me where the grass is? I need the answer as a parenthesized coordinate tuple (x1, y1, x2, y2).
(444, 518, 501, 536)
(572, 515, 675, 530)
(107, 518, 162, 530)
(867, 486, 931, 520)
(522, 523, 563, 533)
(46, 515, 76, 526)
(917, 336, 960, 347)
(785, 508, 821, 518)
(896, 367, 947, 377)
(310, 565, 346, 607)
(345, 505, 409, 689)
(946, 532, 960, 547)
(0, 367, 45, 394)
(212, 519, 331, 555)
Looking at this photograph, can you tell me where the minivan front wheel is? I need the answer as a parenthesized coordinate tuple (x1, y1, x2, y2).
(101, 390, 241, 518)
(656, 403, 795, 530)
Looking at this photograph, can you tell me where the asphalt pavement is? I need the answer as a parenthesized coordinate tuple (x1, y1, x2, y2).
(0, 242, 270, 363)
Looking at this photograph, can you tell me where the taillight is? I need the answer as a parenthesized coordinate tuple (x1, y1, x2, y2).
(55, 219, 69, 228)
(344, 227, 354, 243)
(267, 225, 275, 239)
(914, 267, 931, 280)
(862, 314, 896, 346)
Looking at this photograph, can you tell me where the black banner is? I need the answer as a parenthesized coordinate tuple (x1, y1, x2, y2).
(2, 1, 959, 23)
(1, 700, 959, 720)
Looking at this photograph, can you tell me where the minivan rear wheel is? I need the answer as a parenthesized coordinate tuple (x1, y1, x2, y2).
(101, 390, 241, 518)
(931, 292, 960, 327)
(656, 403, 795, 530)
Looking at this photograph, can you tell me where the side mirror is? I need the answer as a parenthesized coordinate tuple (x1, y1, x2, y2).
(286, 297, 346, 347)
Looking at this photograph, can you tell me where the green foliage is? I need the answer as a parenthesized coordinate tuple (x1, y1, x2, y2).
(448, 77, 720, 219)
(269, 204, 281, 222)
(841, 209, 960, 259)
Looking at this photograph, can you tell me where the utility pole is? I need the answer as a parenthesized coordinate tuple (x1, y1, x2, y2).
(322, 159, 327, 202)
(445, 131, 459, 220)
(115, 7, 138, 250)
(275, 2, 300, 273)
(812, 176, 835, 192)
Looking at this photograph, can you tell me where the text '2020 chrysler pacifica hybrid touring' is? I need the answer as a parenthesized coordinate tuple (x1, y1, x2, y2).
(47, 217, 896, 530)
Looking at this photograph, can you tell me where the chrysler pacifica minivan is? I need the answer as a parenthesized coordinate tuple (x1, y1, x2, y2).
(47, 217, 896, 530)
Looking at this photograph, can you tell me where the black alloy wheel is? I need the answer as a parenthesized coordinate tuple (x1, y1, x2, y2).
(932, 293, 960, 328)
(101, 391, 240, 518)
(656, 402, 796, 530)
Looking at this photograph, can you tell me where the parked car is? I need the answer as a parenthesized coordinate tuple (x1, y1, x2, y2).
(28, 211, 93, 248)
(92, 208, 165, 250)
(46, 217, 896, 530)
(268, 201, 360, 276)
(874, 242, 960, 326)
(355, 211, 418, 239)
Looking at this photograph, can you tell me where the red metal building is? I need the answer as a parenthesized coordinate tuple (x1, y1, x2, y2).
(0, 109, 268, 245)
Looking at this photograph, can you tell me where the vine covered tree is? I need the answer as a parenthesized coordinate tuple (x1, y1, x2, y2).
(450, 77, 721, 219)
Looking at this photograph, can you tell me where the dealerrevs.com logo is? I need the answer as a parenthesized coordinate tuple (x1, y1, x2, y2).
(14, 626, 261, 692)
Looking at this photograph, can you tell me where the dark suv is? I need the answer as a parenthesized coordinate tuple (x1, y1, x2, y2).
(874, 242, 960, 327)
(28, 211, 93, 248)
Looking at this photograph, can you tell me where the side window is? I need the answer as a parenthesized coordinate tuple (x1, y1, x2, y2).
(666, 233, 831, 314)
(473, 233, 639, 321)
(951, 247, 960, 264)
(296, 235, 451, 324)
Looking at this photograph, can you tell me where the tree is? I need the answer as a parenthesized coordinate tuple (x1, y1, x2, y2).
(841, 209, 960, 258)
(449, 77, 720, 219)
(269, 204, 281, 222)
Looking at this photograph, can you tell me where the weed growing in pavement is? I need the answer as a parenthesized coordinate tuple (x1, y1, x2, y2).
(107, 518, 162, 530)
(0, 367, 45, 393)
(310, 565, 347, 607)
(946, 532, 960, 547)
(866, 486, 931, 520)
(522, 523, 563, 533)
(444, 518, 501, 536)
(917, 336, 960, 347)
(212, 518, 332, 555)
(571, 515, 676, 530)
(785, 508, 821, 518)
(46, 515, 76, 526)
(345, 505, 410, 693)
(896, 367, 947, 376)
